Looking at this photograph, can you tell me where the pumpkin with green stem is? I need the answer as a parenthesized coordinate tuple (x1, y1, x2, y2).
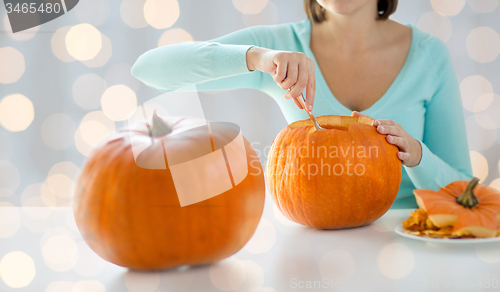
(414, 177, 500, 238)
(73, 112, 265, 270)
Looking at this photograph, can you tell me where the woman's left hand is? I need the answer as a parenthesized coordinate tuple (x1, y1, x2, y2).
(352, 111, 422, 167)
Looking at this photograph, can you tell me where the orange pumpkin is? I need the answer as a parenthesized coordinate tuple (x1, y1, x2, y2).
(414, 177, 500, 238)
(266, 115, 402, 229)
(73, 113, 265, 270)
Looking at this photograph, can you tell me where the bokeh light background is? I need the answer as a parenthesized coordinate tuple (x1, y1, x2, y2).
(0, 0, 499, 291)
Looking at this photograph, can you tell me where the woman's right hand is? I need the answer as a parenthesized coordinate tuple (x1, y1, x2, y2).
(246, 47, 316, 111)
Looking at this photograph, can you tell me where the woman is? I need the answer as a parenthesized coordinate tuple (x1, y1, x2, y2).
(131, 0, 473, 208)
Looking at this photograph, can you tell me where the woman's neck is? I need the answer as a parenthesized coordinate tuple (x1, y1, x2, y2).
(312, 3, 385, 52)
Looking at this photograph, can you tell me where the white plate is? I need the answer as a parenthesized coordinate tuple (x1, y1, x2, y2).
(394, 225, 500, 244)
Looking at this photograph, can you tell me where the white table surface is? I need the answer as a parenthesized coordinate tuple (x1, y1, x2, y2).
(1, 195, 499, 292)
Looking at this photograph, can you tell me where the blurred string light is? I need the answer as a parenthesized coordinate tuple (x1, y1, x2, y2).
(460, 75, 493, 112)
(22, 188, 57, 233)
(465, 116, 496, 151)
(74, 111, 115, 157)
(144, 0, 180, 29)
(0, 47, 25, 84)
(3, 13, 39, 41)
(19, 183, 59, 233)
(46, 161, 80, 203)
(51, 26, 76, 62)
(0, 251, 36, 288)
(377, 243, 415, 279)
(474, 113, 496, 130)
(73, 73, 107, 110)
(42, 235, 79, 272)
(0, 160, 20, 193)
(209, 256, 264, 292)
(466, 0, 499, 13)
(53, 25, 109, 65)
(210, 257, 241, 291)
(473, 93, 494, 112)
(416, 11, 452, 43)
(158, 28, 193, 47)
(232, 0, 268, 14)
(319, 250, 356, 283)
(431, 0, 465, 16)
(40, 227, 78, 272)
(0, 188, 14, 201)
(0, 94, 34, 132)
(242, 0, 279, 27)
(470, 150, 489, 182)
(41, 114, 76, 150)
(101, 85, 138, 121)
(228, 260, 264, 292)
(0, 94, 34, 133)
(466, 27, 500, 63)
(21, 183, 54, 209)
(81, 34, 113, 68)
(0, 202, 21, 238)
(74, 0, 110, 26)
(120, 0, 148, 28)
(65, 23, 102, 61)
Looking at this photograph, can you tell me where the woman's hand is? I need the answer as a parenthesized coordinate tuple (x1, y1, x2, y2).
(246, 46, 316, 110)
(352, 111, 422, 167)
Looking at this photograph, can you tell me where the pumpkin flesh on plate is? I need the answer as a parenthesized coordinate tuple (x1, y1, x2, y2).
(414, 177, 500, 238)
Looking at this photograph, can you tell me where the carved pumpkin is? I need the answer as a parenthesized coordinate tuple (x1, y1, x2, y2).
(266, 115, 402, 229)
(73, 113, 265, 270)
(414, 177, 500, 238)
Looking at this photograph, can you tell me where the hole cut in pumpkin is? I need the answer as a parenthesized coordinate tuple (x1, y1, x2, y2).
(287, 115, 374, 132)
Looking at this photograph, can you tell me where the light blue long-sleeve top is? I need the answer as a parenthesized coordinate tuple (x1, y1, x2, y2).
(131, 18, 473, 209)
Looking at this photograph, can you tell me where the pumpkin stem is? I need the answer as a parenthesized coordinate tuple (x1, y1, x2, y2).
(150, 110, 172, 137)
(456, 177, 480, 208)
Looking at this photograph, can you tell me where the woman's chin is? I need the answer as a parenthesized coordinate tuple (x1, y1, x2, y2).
(320, 0, 376, 18)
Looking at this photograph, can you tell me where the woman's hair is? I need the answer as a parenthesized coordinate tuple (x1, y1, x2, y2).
(304, 0, 398, 22)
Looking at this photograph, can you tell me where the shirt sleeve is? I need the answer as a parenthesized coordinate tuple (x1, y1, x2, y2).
(131, 27, 265, 93)
(404, 38, 473, 190)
